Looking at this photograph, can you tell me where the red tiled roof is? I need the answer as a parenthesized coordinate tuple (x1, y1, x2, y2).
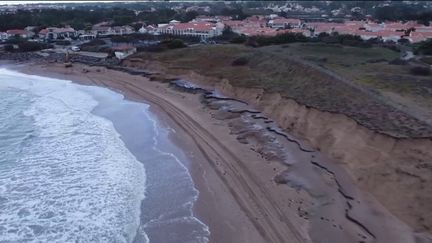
(409, 31, 432, 42)
(39, 27, 75, 35)
(271, 18, 301, 25)
(374, 30, 402, 37)
(161, 22, 216, 32)
(6, 29, 29, 35)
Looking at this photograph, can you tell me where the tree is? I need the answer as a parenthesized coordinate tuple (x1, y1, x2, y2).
(4, 44, 14, 52)
(166, 39, 186, 49)
(415, 39, 432, 55)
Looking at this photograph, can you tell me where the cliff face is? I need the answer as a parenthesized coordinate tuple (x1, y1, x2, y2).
(123, 59, 432, 234)
(215, 79, 432, 234)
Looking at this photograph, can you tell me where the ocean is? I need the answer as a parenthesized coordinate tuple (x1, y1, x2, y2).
(0, 68, 209, 243)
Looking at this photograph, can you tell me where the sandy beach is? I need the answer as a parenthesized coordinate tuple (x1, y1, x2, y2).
(8, 61, 428, 243)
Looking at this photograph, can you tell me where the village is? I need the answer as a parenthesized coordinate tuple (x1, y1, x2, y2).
(2, 15, 432, 42)
(1, 13, 432, 60)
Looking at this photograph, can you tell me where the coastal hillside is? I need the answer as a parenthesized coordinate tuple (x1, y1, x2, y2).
(125, 43, 432, 234)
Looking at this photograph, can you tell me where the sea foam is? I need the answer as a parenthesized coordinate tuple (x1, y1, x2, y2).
(0, 69, 146, 242)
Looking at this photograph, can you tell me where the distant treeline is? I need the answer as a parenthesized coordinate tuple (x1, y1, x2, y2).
(217, 29, 401, 51)
(374, 4, 432, 25)
(1, 1, 432, 32)
(0, 5, 251, 32)
(0, 8, 199, 32)
(248, 32, 380, 48)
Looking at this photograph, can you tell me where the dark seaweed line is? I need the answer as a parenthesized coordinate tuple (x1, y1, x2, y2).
(345, 205, 377, 239)
(204, 95, 249, 105)
(227, 109, 261, 114)
(251, 114, 269, 120)
(310, 161, 354, 200)
(310, 161, 376, 240)
(266, 127, 315, 153)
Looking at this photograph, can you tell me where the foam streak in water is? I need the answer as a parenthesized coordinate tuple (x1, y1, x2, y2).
(0, 69, 146, 243)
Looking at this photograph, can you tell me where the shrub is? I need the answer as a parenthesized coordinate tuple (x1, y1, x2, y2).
(389, 58, 408, 65)
(56, 40, 71, 46)
(142, 44, 166, 52)
(85, 39, 106, 46)
(17, 41, 51, 52)
(410, 66, 431, 76)
(230, 35, 247, 44)
(420, 57, 432, 65)
(415, 39, 432, 55)
(79, 39, 107, 52)
(231, 57, 249, 66)
(4, 44, 14, 52)
(166, 39, 186, 49)
(254, 32, 309, 46)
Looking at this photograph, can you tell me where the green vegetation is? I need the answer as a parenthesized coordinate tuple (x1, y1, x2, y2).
(415, 39, 432, 55)
(231, 56, 249, 66)
(220, 31, 394, 50)
(133, 44, 402, 93)
(251, 33, 309, 46)
(166, 39, 186, 49)
(420, 56, 432, 65)
(410, 66, 431, 76)
(373, 3, 432, 24)
(131, 43, 432, 137)
(0, 8, 204, 31)
(4, 41, 52, 52)
(79, 39, 108, 52)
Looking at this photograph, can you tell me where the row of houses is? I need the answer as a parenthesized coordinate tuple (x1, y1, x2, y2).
(1, 16, 432, 44)
(0, 29, 34, 40)
(306, 20, 432, 42)
(0, 24, 135, 42)
(154, 20, 224, 39)
(219, 15, 432, 43)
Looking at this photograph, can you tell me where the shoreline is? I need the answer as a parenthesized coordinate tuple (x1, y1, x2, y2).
(5, 61, 429, 243)
(10, 62, 295, 243)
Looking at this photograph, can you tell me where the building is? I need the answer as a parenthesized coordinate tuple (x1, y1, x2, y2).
(91, 25, 134, 36)
(139, 25, 158, 35)
(375, 30, 402, 42)
(192, 15, 231, 23)
(415, 26, 432, 33)
(38, 27, 76, 40)
(268, 18, 302, 29)
(356, 31, 378, 40)
(0, 32, 8, 41)
(6, 29, 34, 39)
(408, 31, 432, 43)
(157, 22, 223, 39)
(364, 22, 384, 32)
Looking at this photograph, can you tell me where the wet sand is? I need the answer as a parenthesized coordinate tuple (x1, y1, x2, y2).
(10, 62, 429, 243)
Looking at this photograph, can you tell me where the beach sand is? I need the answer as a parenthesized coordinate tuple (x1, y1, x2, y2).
(10, 62, 427, 243)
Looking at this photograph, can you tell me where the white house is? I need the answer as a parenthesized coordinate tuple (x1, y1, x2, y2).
(0, 32, 8, 41)
(91, 25, 134, 36)
(268, 18, 301, 29)
(38, 27, 76, 40)
(157, 22, 223, 39)
(5, 29, 34, 39)
(139, 25, 158, 35)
